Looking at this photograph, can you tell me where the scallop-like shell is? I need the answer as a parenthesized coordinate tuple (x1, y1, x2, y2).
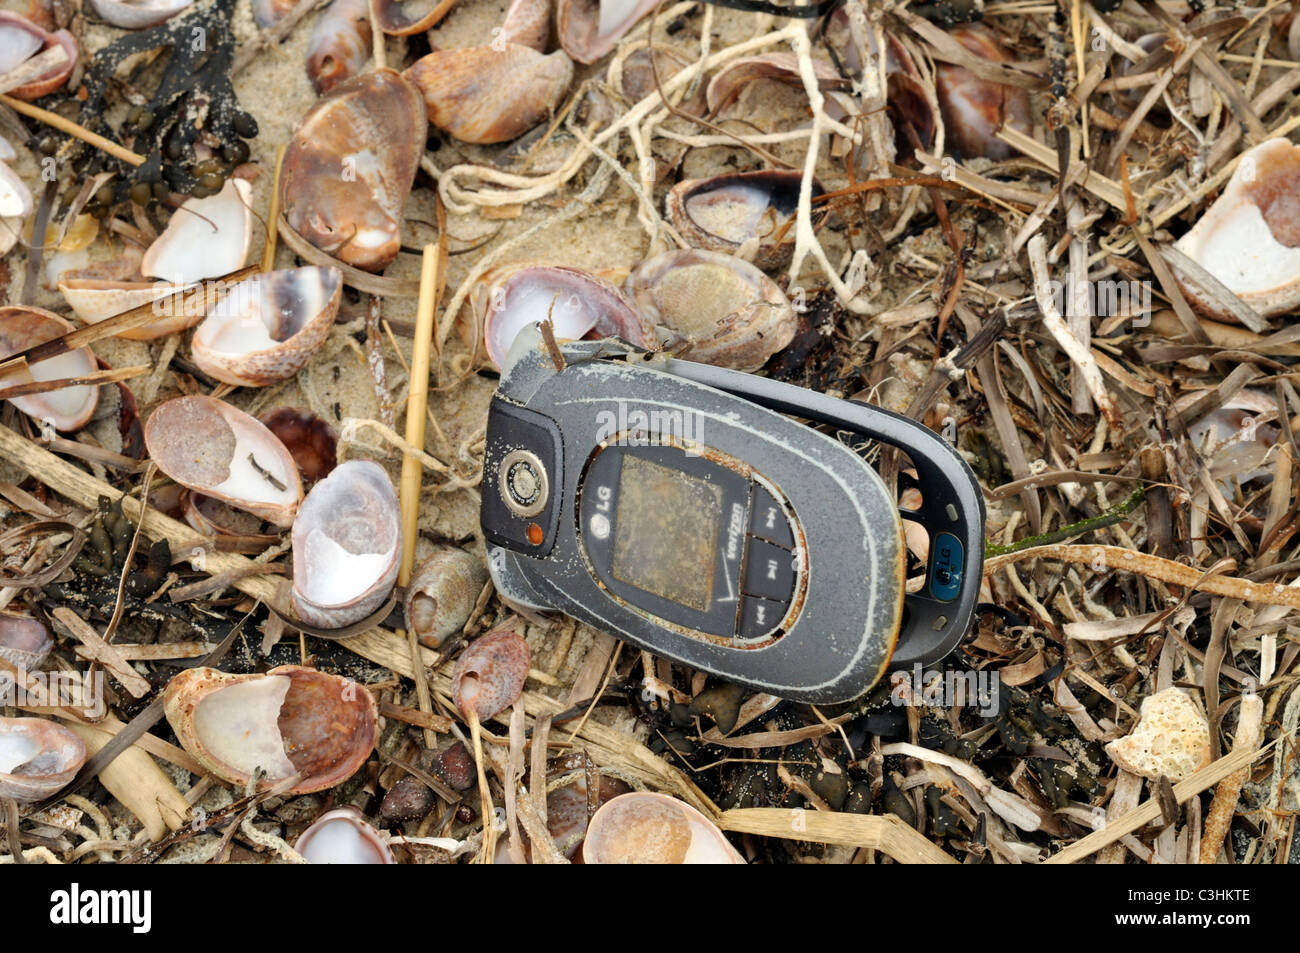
(259, 408, 338, 482)
(452, 628, 530, 721)
(0, 716, 87, 803)
(477, 263, 654, 369)
(0, 307, 98, 432)
(89, 0, 195, 28)
(404, 45, 573, 145)
(291, 460, 401, 628)
(141, 178, 254, 285)
(296, 807, 395, 863)
(557, 0, 658, 64)
(0, 613, 52, 673)
(191, 266, 342, 387)
(404, 547, 488, 649)
(280, 69, 426, 273)
(163, 665, 379, 795)
(624, 250, 797, 370)
(934, 23, 1031, 161)
(144, 396, 303, 527)
(583, 792, 744, 864)
(1171, 137, 1300, 320)
(666, 170, 824, 272)
(58, 279, 204, 341)
(306, 0, 373, 94)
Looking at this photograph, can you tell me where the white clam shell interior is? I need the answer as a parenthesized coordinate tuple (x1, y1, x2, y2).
(296, 809, 393, 864)
(194, 266, 340, 356)
(0, 728, 40, 774)
(142, 178, 253, 284)
(193, 675, 296, 779)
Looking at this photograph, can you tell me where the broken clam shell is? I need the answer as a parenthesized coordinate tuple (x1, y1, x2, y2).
(452, 629, 530, 721)
(405, 45, 573, 145)
(141, 178, 253, 284)
(706, 52, 847, 115)
(583, 792, 744, 864)
(259, 408, 338, 482)
(163, 666, 379, 795)
(1171, 137, 1300, 320)
(666, 170, 824, 272)
(0, 716, 87, 803)
(558, 0, 658, 64)
(190, 266, 342, 387)
(280, 69, 426, 273)
(0, 11, 75, 100)
(404, 546, 488, 649)
(291, 460, 401, 628)
(0, 613, 52, 673)
(144, 396, 303, 527)
(624, 250, 797, 370)
(0, 307, 98, 433)
(478, 263, 654, 369)
(58, 279, 204, 341)
(296, 807, 395, 863)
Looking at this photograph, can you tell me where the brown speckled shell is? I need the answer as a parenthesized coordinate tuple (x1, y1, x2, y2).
(163, 666, 379, 795)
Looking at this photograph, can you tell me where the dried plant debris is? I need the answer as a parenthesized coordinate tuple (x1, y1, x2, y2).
(0, 0, 1299, 868)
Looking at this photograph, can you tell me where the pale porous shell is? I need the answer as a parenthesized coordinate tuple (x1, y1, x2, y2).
(280, 69, 426, 273)
(296, 807, 395, 863)
(404, 546, 488, 649)
(89, 0, 195, 28)
(0, 307, 99, 432)
(1105, 688, 1211, 782)
(291, 459, 401, 628)
(144, 395, 303, 527)
(306, 0, 373, 94)
(624, 250, 797, 370)
(665, 170, 824, 272)
(141, 178, 253, 285)
(1171, 137, 1300, 321)
(934, 23, 1031, 162)
(0, 716, 87, 803)
(558, 0, 658, 64)
(583, 792, 744, 864)
(191, 266, 342, 387)
(163, 665, 379, 795)
(405, 45, 573, 145)
(477, 263, 654, 369)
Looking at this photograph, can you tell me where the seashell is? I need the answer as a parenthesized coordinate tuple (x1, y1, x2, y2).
(291, 460, 401, 628)
(296, 807, 395, 863)
(144, 395, 303, 527)
(615, 45, 705, 114)
(281, 69, 426, 273)
(0, 613, 52, 673)
(182, 490, 271, 538)
(0, 161, 32, 218)
(477, 263, 654, 369)
(163, 665, 379, 795)
(583, 792, 744, 864)
(141, 178, 253, 284)
(624, 249, 797, 370)
(58, 279, 205, 341)
(1170, 137, 1300, 321)
(0, 307, 98, 432)
(404, 546, 488, 649)
(706, 52, 847, 115)
(258, 408, 338, 482)
(306, 0, 373, 94)
(190, 266, 342, 387)
(452, 628, 530, 721)
(405, 45, 573, 145)
(665, 170, 824, 272)
(934, 23, 1031, 162)
(252, 0, 299, 28)
(0, 11, 75, 101)
(89, 0, 195, 28)
(557, 0, 658, 64)
(499, 0, 550, 51)
(545, 756, 631, 858)
(0, 717, 87, 803)
(371, 0, 455, 35)
(1104, 687, 1210, 782)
